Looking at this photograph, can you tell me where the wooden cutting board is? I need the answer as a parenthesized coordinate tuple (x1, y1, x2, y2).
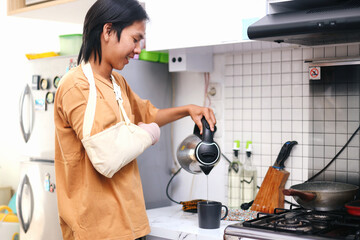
(251, 166, 289, 213)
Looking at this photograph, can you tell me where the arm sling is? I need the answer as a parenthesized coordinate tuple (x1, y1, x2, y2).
(80, 62, 152, 178)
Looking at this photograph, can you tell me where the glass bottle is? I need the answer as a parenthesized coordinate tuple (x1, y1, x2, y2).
(242, 141, 257, 204)
(228, 140, 243, 209)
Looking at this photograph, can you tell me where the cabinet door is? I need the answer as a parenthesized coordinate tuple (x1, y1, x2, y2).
(145, 0, 266, 51)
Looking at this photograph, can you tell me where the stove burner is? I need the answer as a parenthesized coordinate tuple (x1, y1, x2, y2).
(304, 213, 336, 221)
(275, 218, 312, 232)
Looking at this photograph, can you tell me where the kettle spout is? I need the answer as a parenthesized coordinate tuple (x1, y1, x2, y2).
(200, 165, 214, 175)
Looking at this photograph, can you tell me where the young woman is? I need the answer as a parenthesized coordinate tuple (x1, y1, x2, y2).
(54, 0, 216, 239)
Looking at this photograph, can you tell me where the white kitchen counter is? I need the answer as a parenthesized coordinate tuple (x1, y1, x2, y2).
(146, 205, 238, 240)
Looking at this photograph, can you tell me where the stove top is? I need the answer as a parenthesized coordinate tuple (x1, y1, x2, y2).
(224, 208, 360, 240)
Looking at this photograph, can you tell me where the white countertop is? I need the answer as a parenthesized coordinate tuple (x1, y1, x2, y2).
(146, 205, 239, 240)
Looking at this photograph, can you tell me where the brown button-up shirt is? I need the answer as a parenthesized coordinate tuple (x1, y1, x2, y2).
(54, 65, 158, 240)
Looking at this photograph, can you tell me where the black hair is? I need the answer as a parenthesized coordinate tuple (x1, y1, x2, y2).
(77, 0, 148, 65)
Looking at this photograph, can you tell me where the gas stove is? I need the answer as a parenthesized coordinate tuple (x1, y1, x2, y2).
(224, 208, 360, 240)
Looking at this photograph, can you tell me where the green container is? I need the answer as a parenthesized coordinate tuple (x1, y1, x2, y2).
(159, 52, 169, 63)
(139, 50, 160, 62)
(59, 34, 82, 56)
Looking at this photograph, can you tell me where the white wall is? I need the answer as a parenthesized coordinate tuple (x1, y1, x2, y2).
(170, 55, 227, 204)
(0, 2, 82, 190)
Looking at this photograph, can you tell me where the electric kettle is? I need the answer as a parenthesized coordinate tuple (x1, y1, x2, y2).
(176, 117, 221, 175)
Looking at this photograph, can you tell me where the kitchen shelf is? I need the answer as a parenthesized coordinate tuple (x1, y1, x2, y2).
(7, 0, 95, 24)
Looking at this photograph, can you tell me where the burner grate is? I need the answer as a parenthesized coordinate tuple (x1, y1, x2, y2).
(242, 207, 360, 238)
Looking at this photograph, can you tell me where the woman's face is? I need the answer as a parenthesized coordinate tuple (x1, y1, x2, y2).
(103, 20, 145, 70)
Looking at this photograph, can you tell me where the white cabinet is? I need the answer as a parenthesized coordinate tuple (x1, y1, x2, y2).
(7, 0, 96, 24)
(145, 0, 267, 51)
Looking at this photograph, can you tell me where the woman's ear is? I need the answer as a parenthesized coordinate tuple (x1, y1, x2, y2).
(102, 23, 113, 41)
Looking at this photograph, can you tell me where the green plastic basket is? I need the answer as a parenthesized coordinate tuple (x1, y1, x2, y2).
(59, 34, 82, 56)
(159, 52, 169, 63)
(139, 50, 160, 62)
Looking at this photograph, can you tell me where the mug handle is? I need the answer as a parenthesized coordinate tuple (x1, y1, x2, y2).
(221, 205, 229, 220)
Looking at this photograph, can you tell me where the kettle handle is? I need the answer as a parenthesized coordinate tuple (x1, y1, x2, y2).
(193, 117, 215, 143)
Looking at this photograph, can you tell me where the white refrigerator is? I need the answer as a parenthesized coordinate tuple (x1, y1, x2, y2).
(16, 56, 172, 239)
(17, 56, 76, 240)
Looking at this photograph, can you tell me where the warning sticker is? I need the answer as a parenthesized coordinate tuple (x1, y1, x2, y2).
(309, 67, 321, 80)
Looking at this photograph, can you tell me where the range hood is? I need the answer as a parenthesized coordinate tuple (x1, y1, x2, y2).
(247, 0, 360, 46)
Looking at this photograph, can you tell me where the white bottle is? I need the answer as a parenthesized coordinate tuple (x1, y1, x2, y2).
(242, 141, 257, 204)
(228, 140, 243, 209)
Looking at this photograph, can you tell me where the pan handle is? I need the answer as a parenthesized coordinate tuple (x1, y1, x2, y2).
(283, 189, 316, 202)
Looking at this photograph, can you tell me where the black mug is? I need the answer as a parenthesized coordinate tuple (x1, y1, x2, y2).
(197, 201, 229, 229)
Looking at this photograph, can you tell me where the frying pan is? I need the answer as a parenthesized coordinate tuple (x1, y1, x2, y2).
(345, 200, 360, 216)
(283, 181, 359, 211)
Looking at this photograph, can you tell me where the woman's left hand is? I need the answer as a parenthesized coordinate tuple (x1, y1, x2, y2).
(188, 105, 216, 134)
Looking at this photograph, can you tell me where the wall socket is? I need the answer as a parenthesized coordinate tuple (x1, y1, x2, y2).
(207, 82, 222, 100)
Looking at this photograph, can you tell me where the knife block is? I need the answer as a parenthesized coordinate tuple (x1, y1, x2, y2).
(251, 167, 289, 214)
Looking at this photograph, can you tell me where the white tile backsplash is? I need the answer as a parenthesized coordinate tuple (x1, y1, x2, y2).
(222, 43, 360, 192)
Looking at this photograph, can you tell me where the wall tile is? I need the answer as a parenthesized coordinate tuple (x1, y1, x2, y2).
(292, 61, 303, 73)
(282, 73, 292, 85)
(282, 62, 292, 73)
(348, 96, 360, 108)
(252, 52, 261, 63)
(261, 63, 271, 74)
(272, 74, 281, 85)
(234, 53, 242, 64)
(234, 76, 242, 87)
(336, 45, 348, 57)
(243, 64, 252, 75)
(234, 64, 243, 75)
(252, 75, 261, 86)
(292, 48, 303, 60)
(314, 47, 325, 58)
(336, 109, 348, 121)
(272, 97, 282, 109)
(292, 73, 302, 84)
(261, 86, 271, 98)
(272, 121, 281, 132)
(282, 97, 292, 108)
(325, 133, 336, 146)
(272, 62, 281, 74)
(282, 49, 292, 61)
(348, 44, 360, 56)
(325, 46, 336, 58)
(272, 51, 281, 62)
(224, 76, 233, 86)
(252, 63, 261, 74)
(262, 52, 271, 62)
(348, 109, 359, 121)
(243, 53, 252, 64)
(292, 97, 303, 108)
(302, 48, 313, 59)
(262, 74, 271, 86)
(243, 75, 252, 86)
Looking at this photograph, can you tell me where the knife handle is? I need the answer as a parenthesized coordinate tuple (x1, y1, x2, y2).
(274, 142, 290, 166)
(279, 141, 298, 168)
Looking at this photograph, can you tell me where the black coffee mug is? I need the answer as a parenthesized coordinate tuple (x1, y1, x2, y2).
(197, 201, 229, 229)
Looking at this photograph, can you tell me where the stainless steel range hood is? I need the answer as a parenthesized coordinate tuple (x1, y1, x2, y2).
(247, 0, 360, 46)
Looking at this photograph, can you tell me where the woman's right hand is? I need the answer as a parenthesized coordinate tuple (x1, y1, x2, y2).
(138, 122, 161, 145)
